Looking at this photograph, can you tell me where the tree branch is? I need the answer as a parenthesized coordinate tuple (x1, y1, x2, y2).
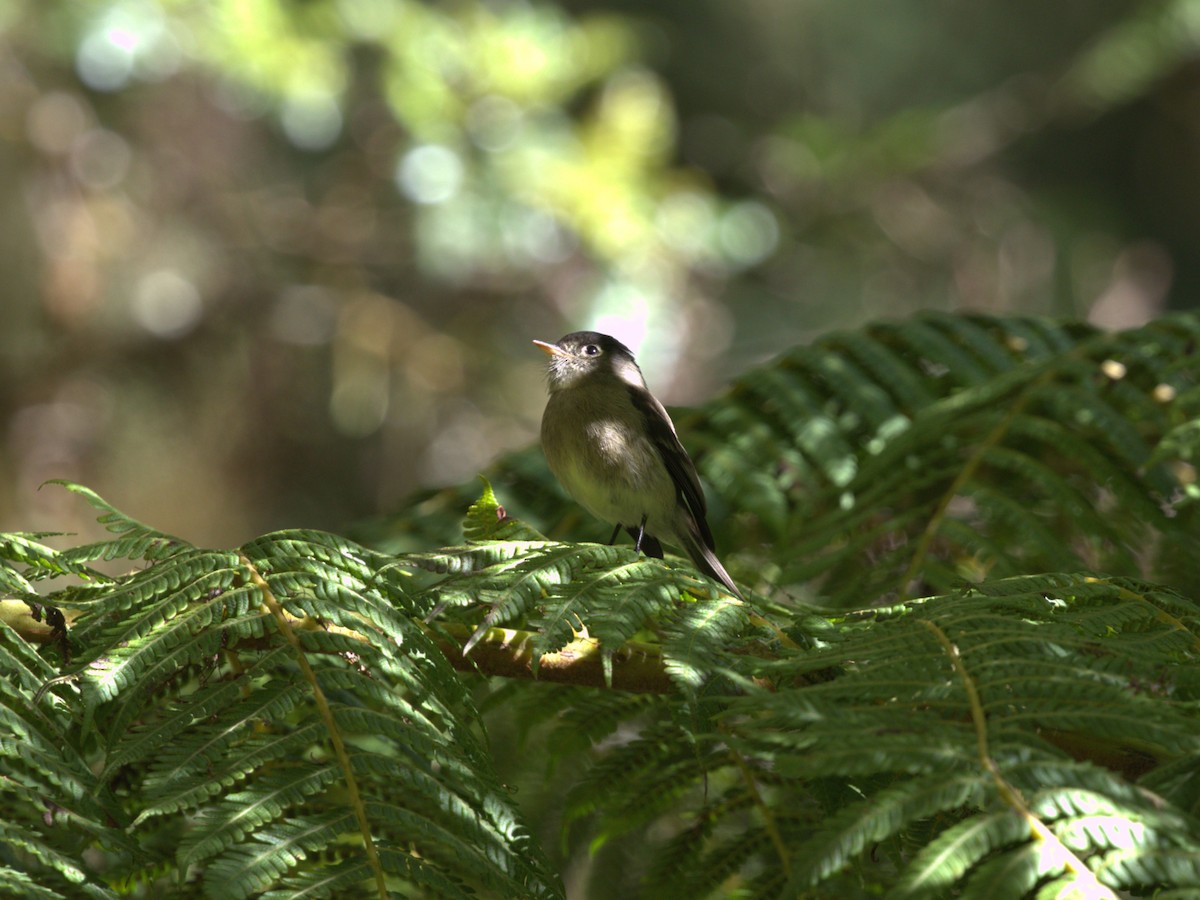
(426, 622, 674, 693)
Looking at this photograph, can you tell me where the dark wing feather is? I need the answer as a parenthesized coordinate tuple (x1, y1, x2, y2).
(627, 386, 716, 549)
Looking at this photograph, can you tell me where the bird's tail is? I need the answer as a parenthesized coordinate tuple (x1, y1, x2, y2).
(677, 524, 742, 599)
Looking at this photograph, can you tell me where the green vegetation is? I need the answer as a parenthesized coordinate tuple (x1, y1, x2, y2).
(3, 313, 1199, 896)
(5, 2, 1200, 896)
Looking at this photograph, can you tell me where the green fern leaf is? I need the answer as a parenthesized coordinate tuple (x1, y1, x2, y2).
(46, 480, 190, 562)
(958, 842, 1055, 900)
(787, 774, 986, 888)
(891, 810, 1030, 897)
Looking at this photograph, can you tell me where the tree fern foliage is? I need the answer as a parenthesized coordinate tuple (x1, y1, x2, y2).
(1, 484, 561, 898)
(1, 313, 1199, 897)
(365, 312, 1200, 605)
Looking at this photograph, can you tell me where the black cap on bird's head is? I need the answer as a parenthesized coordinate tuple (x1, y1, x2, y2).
(533, 331, 645, 390)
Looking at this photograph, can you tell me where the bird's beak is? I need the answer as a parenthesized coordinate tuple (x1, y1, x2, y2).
(532, 339, 567, 357)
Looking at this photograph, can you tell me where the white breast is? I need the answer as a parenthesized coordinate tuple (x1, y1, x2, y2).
(541, 384, 676, 531)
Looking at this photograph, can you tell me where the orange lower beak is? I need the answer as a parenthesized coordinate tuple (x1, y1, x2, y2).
(532, 340, 567, 357)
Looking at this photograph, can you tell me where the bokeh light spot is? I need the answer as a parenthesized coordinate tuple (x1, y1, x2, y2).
(719, 201, 779, 268)
(281, 90, 343, 151)
(77, 29, 137, 91)
(70, 129, 133, 190)
(74, 2, 177, 92)
(336, 0, 400, 39)
(330, 377, 389, 437)
(131, 270, 203, 338)
(396, 144, 464, 205)
(656, 191, 716, 259)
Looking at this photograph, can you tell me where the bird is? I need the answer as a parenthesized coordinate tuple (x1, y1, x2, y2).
(533, 331, 741, 598)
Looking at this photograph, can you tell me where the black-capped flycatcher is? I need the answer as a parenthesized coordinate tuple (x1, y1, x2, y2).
(534, 331, 741, 598)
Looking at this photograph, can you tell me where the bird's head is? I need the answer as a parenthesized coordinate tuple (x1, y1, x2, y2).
(533, 331, 646, 391)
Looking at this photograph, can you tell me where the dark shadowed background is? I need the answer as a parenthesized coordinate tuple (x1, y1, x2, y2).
(1, 0, 1194, 547)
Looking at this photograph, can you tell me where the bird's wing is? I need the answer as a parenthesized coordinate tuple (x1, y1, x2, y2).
(628, 386, 714, 543)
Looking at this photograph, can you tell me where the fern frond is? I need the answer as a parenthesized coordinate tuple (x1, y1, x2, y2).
(703, 313, 1200, 603)
(563, 720, 718, 840)
(5, 313, 1200, 897)
(892, 810, 1030, 897)
(558, 572, 1200, 896)
(1094, 847, 1200, 893)
(462, 474, 549, 542)
(786, 774, 986, 888)
(0, 489, 564, 898)
(47, 480, 190, 563)
(529, 555, 677, 661)
(408, 533, 746, 689)
(958, 842, 1062, 899)
(0, 837, 119, 900)
(0, 532, 107, 590)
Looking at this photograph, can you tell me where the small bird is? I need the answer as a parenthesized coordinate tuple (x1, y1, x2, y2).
(534, 331, 741, 598)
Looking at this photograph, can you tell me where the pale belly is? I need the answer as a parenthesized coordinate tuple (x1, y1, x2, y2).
(543, 408, 675, 530)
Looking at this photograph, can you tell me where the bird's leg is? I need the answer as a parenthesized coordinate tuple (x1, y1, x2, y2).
(607, 523, 622, 545)
(622, 517, 663, 558)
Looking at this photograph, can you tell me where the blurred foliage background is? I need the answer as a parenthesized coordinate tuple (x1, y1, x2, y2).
(2, 0, 1198, 547)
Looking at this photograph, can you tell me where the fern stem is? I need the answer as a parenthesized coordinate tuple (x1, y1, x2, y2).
(1111, 579, 1200, 652)
(241, 555, 389, 900)
(723, 733, 792, 879)
(898, 370, 1050, 600)
(922, 619, 1119, 899)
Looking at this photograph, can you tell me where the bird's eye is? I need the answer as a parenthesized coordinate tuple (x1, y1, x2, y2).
(583, 344, 601, 356)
